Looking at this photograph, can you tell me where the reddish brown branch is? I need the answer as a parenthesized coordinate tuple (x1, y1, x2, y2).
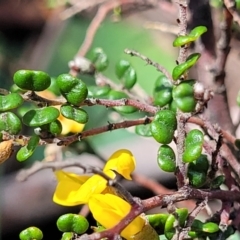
(3, 117, 153, 147)
(224, 0, 240, 26)
(58, 116, 153, 145)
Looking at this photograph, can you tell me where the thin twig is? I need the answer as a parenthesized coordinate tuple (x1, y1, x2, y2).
(17, 89, 158, 113)
(124, 48, 174, 82)
(175, 112, 189, 187)
(176, 0, 188, 64)
(58, 116, 153, 146)
(214, 5, 232, 79)
(16, 160, 87, 181)
(144, 21, 179, 35)
(74, 0, 121, 59)
(61, 0, 109, 20)
(95, 73, 150, 103)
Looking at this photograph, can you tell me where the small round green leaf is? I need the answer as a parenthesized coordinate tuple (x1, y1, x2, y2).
(0, 93, 23, 112)
(173, 35, 196, 47)
(210, 175, 225, 189)
(135, 124, 152, 137)
(157, 145, 176, 172)
(107, 90, 137, 114)
(173, 26, 207, 47)
(61, 232, 74, 240)
(188, 170, 207, 187)
(91, 48, 109, 72)
(189, 26, 208, 39)
(115, 60, 137, 89)
(122, 67, 137, 89)
(202, 222, 219, 233)
(115, 60, 130, 78)
(14, 70, 51, 91)
(41, 120, 62, 135)
(146, 213, 169, 232)
(16, 135, 40, 162)
(23, 107, 60, 127)
(87, 85, 111, 98)
(176, 208, 188, 227)
(60, 105, 88, 124)
(19, 227, 43, 240)
(150, 110, 177, 144)
(188, 154, 209, 172)
(172, 80, 196, 112)
(153, 75, 173, 107)
(57, 213, 89, 235)
(172, 53, 201, 80)
(183, 129, 204, 163)
(0, 112, 22, 134)
(164, 214, 175, 240)
(56, 74, 88, 106)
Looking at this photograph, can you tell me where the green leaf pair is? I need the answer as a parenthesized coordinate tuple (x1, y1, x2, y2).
(40, 120, 63, 135)
(164, 208, 188, 239)
(115, 59, 137, 89)
(172, 80, 196, 112)
(150, 110, 177, 144)
(61, 104, 88, 124)
(87, 85, 111, 98)
(56, 74, 88, 106)
(135, 124, 152, 137)
(189, 220, 220, 238)
(19, 227, 43, 240)
(14, 70, 51, 91)
(173, 26, 207, 47)
(91, 48, 109, 72)
(157, 145, 176, 172)
(57, 213, 89, 235)
(107, 90, 137, 114)
(183, 129, 204, 163)
(153, 75, 173, 107)
(187, 154, 209, 187)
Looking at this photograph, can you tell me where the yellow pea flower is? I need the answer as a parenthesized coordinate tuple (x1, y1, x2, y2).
(88, 193, 145, 240)
(53, 149, 136, 206)
(103, 149, 136, 180)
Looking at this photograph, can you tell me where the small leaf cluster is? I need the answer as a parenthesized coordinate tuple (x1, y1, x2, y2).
(146, 208, 234, 240)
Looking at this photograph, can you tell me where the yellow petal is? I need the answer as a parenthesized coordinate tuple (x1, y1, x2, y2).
(75, 170, 114, 203)
(53, 170, 90, 206)
(60, 117, 85, 135)
(89, 194, 145, 240)
(103, 149, 136, 180)
(54, 170, 90, 183)
(54, 105, 85, 135)
(53, 180, 85, 206)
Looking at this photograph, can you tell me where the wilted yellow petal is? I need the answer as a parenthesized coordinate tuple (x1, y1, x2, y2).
(89, 194, 145, 239)
(103, 149, 136, 180)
